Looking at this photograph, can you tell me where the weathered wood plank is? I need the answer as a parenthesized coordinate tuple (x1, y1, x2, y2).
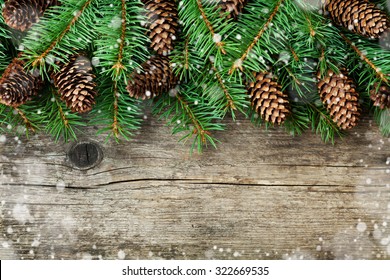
(0, 114, 389, 260)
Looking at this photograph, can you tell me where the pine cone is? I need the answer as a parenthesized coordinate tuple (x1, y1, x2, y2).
(219, 0, 247, 20)
(370, 82, 390, 109)
(127, 56, 177, 99)
(248, 72, 290, 125)
(317, 69, 360, 130)
(2, 0, 60, 32)
(323, 0, 389, 38)
(52, 54, 97, 113)
(0, 58, 42, 107)
(143, 0, 178, 56)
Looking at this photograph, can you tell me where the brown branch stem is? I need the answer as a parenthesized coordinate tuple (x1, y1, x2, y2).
(195, 0, 226, 54)
(112, 0, 127, 75)
(176, 94, 208, 143)
(13, 107, 35, 132)
(211, 64, 236, 110)
(341, 33, 388, 83)
(112, 81, 119, 137)
(32, 0, 93, 67)
(229, 0, 285, 74)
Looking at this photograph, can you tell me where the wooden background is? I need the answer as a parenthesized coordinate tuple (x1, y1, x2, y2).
(0, 113, 389, 260)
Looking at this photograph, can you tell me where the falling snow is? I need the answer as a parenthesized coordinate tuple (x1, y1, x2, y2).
(91, 57, 100, 67)
(12, 204, 34, 224)
(56, 180, 66, 192)
(109, 16, 122, 29)
(0, 135, 6, 143)
(213, 33, 222, 43)
(356, 222, 367, 232)
(233, 59, 242, 69)
(118, 250, 126, 260)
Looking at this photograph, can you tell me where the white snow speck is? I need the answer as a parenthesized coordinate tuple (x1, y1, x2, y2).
(145, 90, 151, 97)
(213, 33, 222, 43)
(45, 55, 55, 65)
(386, 157, 390, 165)
(380, 237, 389, 245)
(109, 16, 122, 29)
(0, 135, 6, 143)
(2, 241, 10, 248)
(81, 253, 92, 260)
(168, 87, 178, 97)
(91, 57, 100, 67)
(56, 180, 66, 192)
(356, 222, 367, 232)
(236, 34, 242, 40)
(31, 239, 40, 247)
(12, 204, 34, 224)
(7, 226, 13, 234)
(233, 59, 242, 68)
(233, 251, 240, 257)
(316, 245, 322, 251)
(366, 178, 372, 184)
(118, 250, 126, 260)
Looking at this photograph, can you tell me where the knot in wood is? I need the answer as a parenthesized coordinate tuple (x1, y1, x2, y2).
(68, 142, 102, 170)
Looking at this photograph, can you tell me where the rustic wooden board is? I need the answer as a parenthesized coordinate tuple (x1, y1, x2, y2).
(0, 113, 389, 260)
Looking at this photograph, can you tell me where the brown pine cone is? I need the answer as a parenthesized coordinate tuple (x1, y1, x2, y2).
(143, 0, 178, 56)
(0, 58, 42, 107)
(126, 55, 177, 99)
(323, 0, 389, 38)
(52, 54, 97, 113)
(370, 82, 390, 109)
(317, 69, 360, 129)
(219, 0, 247, 20)
(2, 0, 61, 32)
(247, 72, 290, 125)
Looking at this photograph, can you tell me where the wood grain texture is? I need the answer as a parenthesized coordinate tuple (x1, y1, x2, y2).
(0, 113, 389, 260)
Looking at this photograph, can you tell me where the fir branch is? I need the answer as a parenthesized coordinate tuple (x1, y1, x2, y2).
(176, 93, 208, 144)
(375, 108, 390, 136)
(184, 36, 190, 71)
(341, 33, 389, 84)
(93, 0, 149, 81)
(42, 89, 84, 141)
(171, 36, 203, 80)
(90, 76, 143, 141)
(211, 64, 236, 110)
(112, 81, 120, 138)
(228, 0, 285, 74)
(111, 0, 128, 76)
(21, 0, 97, 75)
(202, 61, 248, 118)
(308, 103, 344, 143)
(13, 107, 36, 132)
(195, 0, 226, 54)
(178, 0, 232, 66)
(153, 84, 224, 153)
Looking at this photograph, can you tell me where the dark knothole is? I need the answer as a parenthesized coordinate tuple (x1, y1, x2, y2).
(67, 142, 103, 170)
